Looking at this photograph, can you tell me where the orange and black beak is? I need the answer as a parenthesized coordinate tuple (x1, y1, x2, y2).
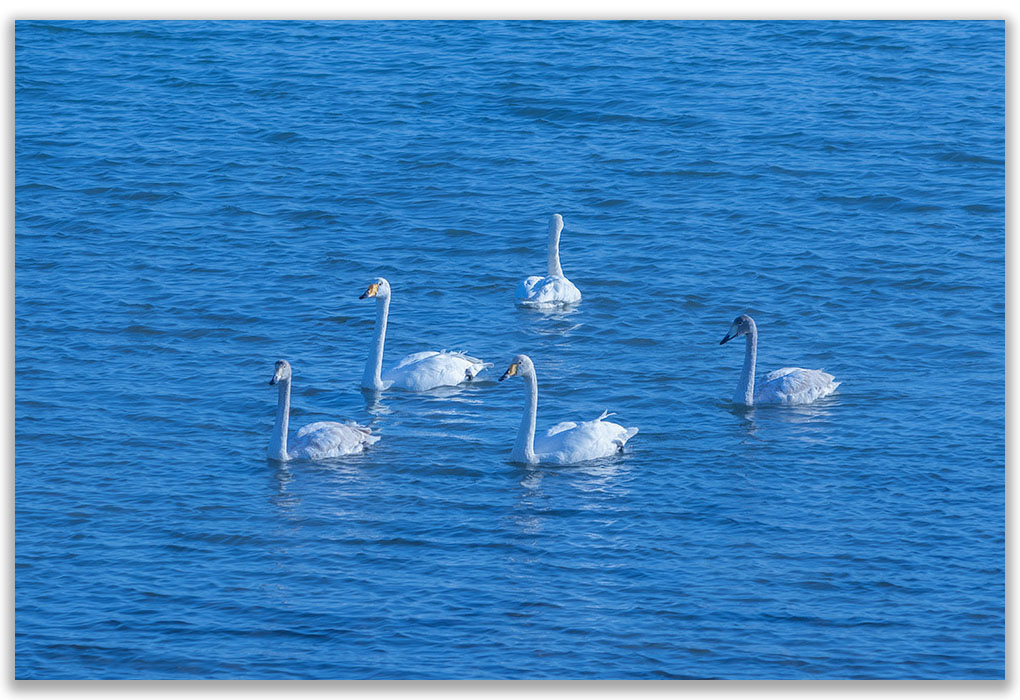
(499, 362, 519, 382)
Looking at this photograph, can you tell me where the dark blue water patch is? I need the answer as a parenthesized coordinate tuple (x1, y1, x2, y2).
(15, 19, 1003, 679)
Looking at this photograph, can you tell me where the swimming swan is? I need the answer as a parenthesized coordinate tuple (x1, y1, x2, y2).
(499, 354, 637, 464)
(514, 214, 582, 308)
(360, 277, 492, 392)
(720, 314, 840, 406)
(268, 360, 379, 460)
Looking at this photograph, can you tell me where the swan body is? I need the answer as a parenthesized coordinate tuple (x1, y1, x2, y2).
(360, 277, 491, 392)
(720, 315, 839, 406)
(751, 367, 840, 406)
(383, 350, 492, 393)
(499, 354, 637, 465)
(268, 360, 379, 461)
(514, 214, 582, 308)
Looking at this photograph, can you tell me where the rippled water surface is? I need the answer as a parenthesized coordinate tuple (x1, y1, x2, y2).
(15, 20, 1004, 679)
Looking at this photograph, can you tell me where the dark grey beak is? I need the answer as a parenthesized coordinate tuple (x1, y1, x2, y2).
(358, 291, 369, 299)
(499, 372, 509, 382)
(720, 333, 735, 345)
(269, 376, 278, 385)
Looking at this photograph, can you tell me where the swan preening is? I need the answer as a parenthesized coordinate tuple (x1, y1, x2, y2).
(360, 277, 492, 392)
(720, 314, 839, 406)
(514, 214, 582, 308)
(499, 354, 638, 465)
(268, 360, 379, 461)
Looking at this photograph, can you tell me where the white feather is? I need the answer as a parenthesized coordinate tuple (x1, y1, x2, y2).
(754, 367, 841, 406)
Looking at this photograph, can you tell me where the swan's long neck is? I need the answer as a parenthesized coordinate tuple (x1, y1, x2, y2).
(735, 326, 757, 407)
(512, 371, 539, 464)
(363, 294, 390, 391)
(547, 219, 563, 277)
(269, 378, 290, 460)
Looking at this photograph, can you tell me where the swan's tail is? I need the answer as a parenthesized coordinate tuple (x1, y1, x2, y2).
(346, 421, 381, 445)
(442, 349, 487, 363)
(613, 426, 639, 451)
(453, 351, 493, 381)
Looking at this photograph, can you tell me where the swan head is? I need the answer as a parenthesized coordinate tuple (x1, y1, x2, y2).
(549, 214, 563, 233)
(720, 314, 756, 345)
(499, 354, 534, 381)
(269, 359, 292, 385)
(360, 277, 391, 300)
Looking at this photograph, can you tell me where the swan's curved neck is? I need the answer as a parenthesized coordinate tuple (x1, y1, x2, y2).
(269, 378, 290, 460)
(512, 371, 539, 464)
(736, 326, 757, 406)
(363, 295, 390, 391)
(547, 220, 563, 277)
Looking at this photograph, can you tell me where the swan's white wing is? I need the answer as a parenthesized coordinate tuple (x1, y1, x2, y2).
(515, 275, 544, 302)
(384, 350, 490, 392)
(515, 275, 581, 307)
(534, 412, 638, 464)
(545, 420, 578, 436)
(442, 351, 493, 380)
(290, 420, 379, 459)
(755, 367, 839, 405)
(387, 350, 441, 371)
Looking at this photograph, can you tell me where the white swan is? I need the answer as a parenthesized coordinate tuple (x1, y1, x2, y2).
(720, 314, 840, 406)
(499, 354, 637, 464)
(360, 277, 492, 392)
(268, 360, 379, 461)
(514, 214, 582, 308)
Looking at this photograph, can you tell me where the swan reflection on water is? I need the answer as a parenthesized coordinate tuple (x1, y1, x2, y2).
(360, 386, 391, 416)
(728, 395, 841, 445)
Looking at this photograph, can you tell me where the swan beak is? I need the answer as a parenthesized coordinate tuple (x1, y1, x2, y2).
(720, 323, 740, 345)
(360, 283, 379, 299)
(499, 363, 519, 381)
(269, 376, 278, 385)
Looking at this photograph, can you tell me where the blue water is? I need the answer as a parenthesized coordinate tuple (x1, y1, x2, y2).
(15, 20, 1004, 679)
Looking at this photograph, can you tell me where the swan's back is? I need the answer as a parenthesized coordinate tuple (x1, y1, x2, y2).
(754, 367, 839, 405)
(384, 350, 491, 391)
(515, 275, 581, 307)
(515, 275, 544, 301)
(534, 411, 638, 464)
(291, 420, 380, 459)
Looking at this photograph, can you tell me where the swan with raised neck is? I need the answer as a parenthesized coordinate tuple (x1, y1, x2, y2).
(360, 277, 392, 391)
(720, 314, 758, 406)
(500, 354, 539, 463)
(720, 314, 840, 406)
(514, 214, 582, 308)
(546, 213, 564, 277)
(268, 359, 293, 460)
(268, 359, 379, 460)
(499, 353, 638, 464)
(359, 277, 491, 392)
